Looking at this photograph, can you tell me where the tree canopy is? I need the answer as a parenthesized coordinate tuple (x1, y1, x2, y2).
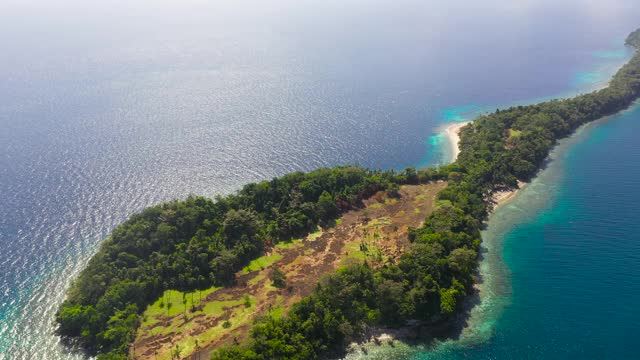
(57, 28, 640, 360)
(56, 166, 436, 358)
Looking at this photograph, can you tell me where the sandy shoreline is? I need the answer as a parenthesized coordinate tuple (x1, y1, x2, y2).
(443, 121, 526, 209)
(443, 122, 470, 162)
(343, 124, 526, 355)
(490, 181, 527, 210)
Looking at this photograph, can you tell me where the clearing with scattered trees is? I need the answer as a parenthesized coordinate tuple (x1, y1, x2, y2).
(132, 183, 447, 359)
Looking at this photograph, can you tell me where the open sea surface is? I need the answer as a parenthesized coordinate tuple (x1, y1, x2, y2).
(2, 0, 640, 358)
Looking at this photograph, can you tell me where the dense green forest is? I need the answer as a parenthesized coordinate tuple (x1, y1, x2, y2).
(58, 29, 640, 359)
(56, 166, 445, 358)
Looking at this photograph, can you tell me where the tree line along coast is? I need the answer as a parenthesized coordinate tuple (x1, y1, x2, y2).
(56, 28, 640, 359)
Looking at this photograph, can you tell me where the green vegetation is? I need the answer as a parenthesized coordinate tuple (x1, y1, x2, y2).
(208, 29, 640, 359)
(56, 166, 439, 359)
(211, 200, 480, 359)
(144, 287, 219, 323)
(58, 29, 640, 360)
(242, 254, 283, 274)
(140, 294, 254, 360)
(269, 267, 287, 289)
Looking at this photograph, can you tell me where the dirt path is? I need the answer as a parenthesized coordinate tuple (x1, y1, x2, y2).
(133, 182, 447, 360)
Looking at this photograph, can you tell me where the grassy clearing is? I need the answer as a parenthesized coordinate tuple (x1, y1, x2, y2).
(202, 298, 244, 315)
(141, 286, 221, 327)
(247, 273, 267, 286)
(384, 198, 399, 205)
(269, 305, 285, 320)
(135, 183, 448, 359)
(267, 296, 286, 319)
(139, 293, 254, 360)
(242, 253, 283, 274)
(342, 241, 367, 261)
(153, 296, 256, 360)
(307, 227, 323, 241)
(341, 241, 385, 264)
(364, 217, 392, 228)
(275, 239, 304, 250)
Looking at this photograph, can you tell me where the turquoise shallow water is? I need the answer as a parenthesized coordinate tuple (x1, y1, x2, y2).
(442, 107, 640, 360)
(3, 1, 640, 358)
(412, 106, 640, 359)
(346, 104, 640, 360)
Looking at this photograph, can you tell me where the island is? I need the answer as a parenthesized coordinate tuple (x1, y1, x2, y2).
(56, 28, 640, 360)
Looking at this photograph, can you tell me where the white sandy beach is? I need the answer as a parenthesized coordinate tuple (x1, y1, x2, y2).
(444, 121, 526, 209)
(491, 181, 527, 209)
(444, 122, 470, 162)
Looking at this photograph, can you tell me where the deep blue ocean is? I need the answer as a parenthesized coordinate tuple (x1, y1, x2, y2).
(2, 0, 640, 358)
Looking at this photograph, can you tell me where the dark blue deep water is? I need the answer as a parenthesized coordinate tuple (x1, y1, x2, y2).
(2, 0, 640, 358)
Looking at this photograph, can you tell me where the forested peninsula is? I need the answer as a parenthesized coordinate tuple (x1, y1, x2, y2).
(57, 29, 640, 359)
